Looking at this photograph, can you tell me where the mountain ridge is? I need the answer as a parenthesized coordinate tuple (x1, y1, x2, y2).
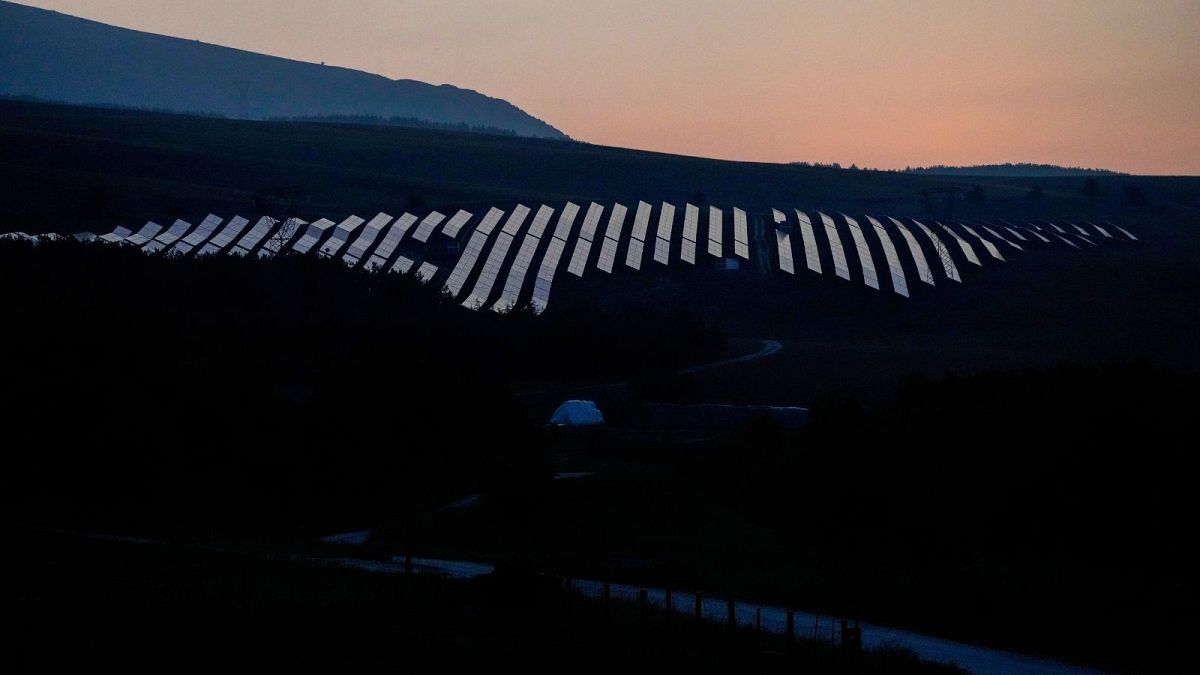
(0, 0, 568, 140)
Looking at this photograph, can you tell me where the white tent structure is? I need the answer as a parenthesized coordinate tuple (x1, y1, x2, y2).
(549, 400, 604, 427)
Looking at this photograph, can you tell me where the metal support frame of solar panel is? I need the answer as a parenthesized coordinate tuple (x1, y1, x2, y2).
(143, 219, 195, 254)
(596, 203, 628, 273)
(623, 201, 652, 270)
(911, 219, 962, 282)
(462, 205, 530, 309)
(679, 203, 699, 264)
(168, 214, 223, 256)
(341, 213, 393, 266)
(99, 225, 133, 244)
(257, 218, 308, 258)
(652, 203, 675, 265)
(493, 205, 555, 312)
(818, 212, 851, 280)
(842, 215, 880, 290)
(732, 208, 750, 259)
(884, 218, 935, 286)
(318, 215, 365, 258)
(363, 213, 418, 270)
(566, 202, 605, 276)
(933, 221, 982, 265)
(229, 216, 276, 256)
(198, 216, 250, 256)
(958, 224, 1005, 261)
(289, 218, 337, 255)
(531, 202, 581, 314)
(866, 217, 909, 296)
(444, 207, 505, 299)
(706, 206, 723, 257)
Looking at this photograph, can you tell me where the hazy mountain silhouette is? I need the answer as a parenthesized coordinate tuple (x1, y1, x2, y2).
(0, 1, 567, 139)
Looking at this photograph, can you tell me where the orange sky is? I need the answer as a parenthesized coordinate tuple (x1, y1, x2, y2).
(19, 0, 1200, 174)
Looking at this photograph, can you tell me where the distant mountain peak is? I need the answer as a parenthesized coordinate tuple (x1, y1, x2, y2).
(0, 0, 568, 140)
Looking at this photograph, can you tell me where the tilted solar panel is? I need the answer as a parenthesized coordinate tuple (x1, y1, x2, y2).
(443, 207, 505, 298)
(290, 218, 337, 255)
(257, 218, 308, 258)
(630, 201, 652, 241)
(529, 203, 581, 314)
(775, 229, 795, 275)
(818, 212, 850, 280)
(867, 216, 908, 297)
(98, 225, 133, 244)
(143, 219, 194, 254)
(124, 222, 164, 246)
(959, 224, 1005, 261)
(843, 215, 880, 290)
(415, 262, 438, 281)
(318, 215, 366, 258)
(795, 211, 822, 274)
(493, 205, 555, 312)
(342, 212, 393, 266)
(567, 202, 605, 276)
(230, 216, 276, 256)
(596, 203, 628, 273)
(440, 210, 472, 239)
(198, 216, 250, 256)
(411, 211, 447, 242)
(982, 225, 1022, 250)
(462, 205, 530, 309)
(887, 217, 935, 286)
(364, 213, 419, 271)
(912, 220, 962, 282)
(935, 222, 982, 266)
(707, 206, 723, 257)
(653, 203, 676, 265)
(168, 214, 223, 255)
(732, 208, 749, 259)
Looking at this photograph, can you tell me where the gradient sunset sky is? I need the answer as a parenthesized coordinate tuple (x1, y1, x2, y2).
(20, 0, 1200, 174)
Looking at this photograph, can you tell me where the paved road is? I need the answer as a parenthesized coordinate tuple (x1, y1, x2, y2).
(678, 339, 782, 375)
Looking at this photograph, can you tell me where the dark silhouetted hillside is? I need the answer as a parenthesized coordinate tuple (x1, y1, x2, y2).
(0, 0, 567, 139)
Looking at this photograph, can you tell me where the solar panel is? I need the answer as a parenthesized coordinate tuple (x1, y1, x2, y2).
(411, 211, 447, 242)
(440, 210, 473, 239)
(167, 214, 223, 255)
(462, 204, 530, 309)
(960, 224, 1005, 261)
(364, 212, 418, 271)
(794, 211, 822, 274)
(493, 205, 556, 311)
(682, 203, 699, 242)
(143, 219, 195, 254)
(291, 218, 337, 255)
(707, 206, 723, 257)
(866, 216, 908, 297)
(257, 218, 307, 258)
(415, 262, 437, 281)
(1019, 225, 1052, 243)
(393, 256, 415, 273)
(626, 201, 652, 269)
(842, 215, 880, 290)
(198, 216, 250, 255)
(1069, 223, 1090, 236)
(935, 222, 982, 265)
(818, 212, 851, 280)
(342, 212, 394, 266)
(98, 225, 133, 244)
(653, 203, 675, 265)
(567, 202, 605, 276)
(443, 207, 505, 298)
(886, 217, 935, 286)
(1076, 234, 1098, 246)
(230, 216, 276, 256)
(318, 215, 366, 258)
(596, 203, 628, 273)
(1088, 222, 1113, 238)
(772, 208, 786, 225)
(1053, 233, 1081, 248)
(732, 208, 749, 259)
(530, 203, 581, 314)
(980, 225, 1022, 250)
(912, 220, 962, 282)
(775, 229, 795, 274)
(998, 223, 1028, 241)
(630, 201, 652, 240)
(124, 222, 164, 246)
(1049, 223, 1067, 234)
(1109, 223, 1137, 241)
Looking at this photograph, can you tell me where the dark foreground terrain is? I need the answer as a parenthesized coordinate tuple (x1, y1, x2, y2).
(3, 100, 1198, 673)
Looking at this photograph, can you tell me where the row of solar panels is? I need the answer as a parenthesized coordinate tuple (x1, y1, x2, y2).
(7, 203, 1136, 314)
